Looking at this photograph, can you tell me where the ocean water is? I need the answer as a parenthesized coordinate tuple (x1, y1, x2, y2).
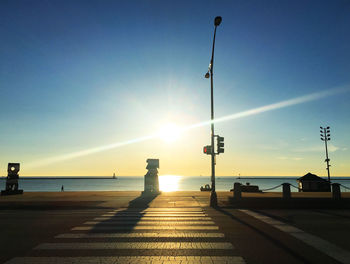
(1, 176, 349, 192)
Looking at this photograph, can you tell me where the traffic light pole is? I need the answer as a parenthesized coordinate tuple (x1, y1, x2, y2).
(210, 25, 218, 207)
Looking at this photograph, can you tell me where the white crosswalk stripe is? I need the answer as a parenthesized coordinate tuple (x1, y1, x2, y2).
(55, 232, 225, 238)
(111, 208, 204, 211)
(5, 256, 246, 264)
(94, 216, 212, 220)
(84, 220, 215, 225)
(5, 207, 246, 264)
(35, 242, 234, 250)
(102, 213, 208, 217)
(72, 225, 220, 230)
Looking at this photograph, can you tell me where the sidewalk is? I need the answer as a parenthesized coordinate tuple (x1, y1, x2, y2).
(0, 191, 229, 209)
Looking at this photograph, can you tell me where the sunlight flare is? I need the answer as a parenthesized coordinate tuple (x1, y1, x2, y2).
(26, 85, 350, 168)
(158, 123, 181, 143)
(159, 175, 181, 192)
(184, 85, 350, 131)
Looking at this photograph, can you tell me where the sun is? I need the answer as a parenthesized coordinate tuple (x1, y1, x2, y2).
(159, 175, 181, 192)
(158, 123, 181, 143)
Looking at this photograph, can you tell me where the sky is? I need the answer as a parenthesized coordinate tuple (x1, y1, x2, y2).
(0, 0, 349, 177)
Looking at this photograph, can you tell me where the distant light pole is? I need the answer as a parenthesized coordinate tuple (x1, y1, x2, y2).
(205, 16, 222, 207)
(320, 126, 331, 182)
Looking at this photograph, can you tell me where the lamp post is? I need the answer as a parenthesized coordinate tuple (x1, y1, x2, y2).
(205, 16, 222, 207)
(320, 126, 331, 182)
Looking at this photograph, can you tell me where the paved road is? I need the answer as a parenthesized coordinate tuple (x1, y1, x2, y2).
(1, 205, 350, 263)
(0, 209, 109, 264)
(2, 207, 244, 264)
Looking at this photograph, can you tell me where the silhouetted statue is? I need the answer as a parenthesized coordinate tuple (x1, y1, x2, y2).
(142, 159, 160, 195)
(1, 163, 23, 195)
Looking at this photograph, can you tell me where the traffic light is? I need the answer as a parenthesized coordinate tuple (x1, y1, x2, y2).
(203, 145, 212, 155)
(217, 136, 224, 154)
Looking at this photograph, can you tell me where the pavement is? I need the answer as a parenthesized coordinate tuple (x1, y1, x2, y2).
(1, 192, 350, 263)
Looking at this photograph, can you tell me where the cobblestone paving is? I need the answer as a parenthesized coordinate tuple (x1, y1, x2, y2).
(4, 207, 245, 264)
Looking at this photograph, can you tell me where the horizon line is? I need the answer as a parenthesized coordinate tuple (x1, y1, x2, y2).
(2, 175, 350, 178)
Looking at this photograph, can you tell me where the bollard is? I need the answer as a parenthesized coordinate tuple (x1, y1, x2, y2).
(234, 182, 242, 200)
(282, 183, 291, 200)
(332, 183, 341, 200)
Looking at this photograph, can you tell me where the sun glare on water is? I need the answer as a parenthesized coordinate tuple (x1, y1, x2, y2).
(158, 123, 181, 143)
(159, 175, 181, 192)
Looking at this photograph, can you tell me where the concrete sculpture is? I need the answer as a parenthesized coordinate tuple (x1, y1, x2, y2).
(142, 159, 160, 195)
(1, 163, 23, 195)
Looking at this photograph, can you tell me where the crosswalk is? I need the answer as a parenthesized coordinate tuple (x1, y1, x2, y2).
(5, 207, 245, 264)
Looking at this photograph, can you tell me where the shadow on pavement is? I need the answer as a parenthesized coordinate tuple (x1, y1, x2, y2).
(88, 193, 158, 233)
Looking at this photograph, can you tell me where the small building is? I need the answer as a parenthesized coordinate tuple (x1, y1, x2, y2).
(297, 172, 331, 192)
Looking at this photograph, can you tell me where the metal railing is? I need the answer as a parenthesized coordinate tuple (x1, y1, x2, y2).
(260, 184, 283, 192)
(340, 184, 350, 192)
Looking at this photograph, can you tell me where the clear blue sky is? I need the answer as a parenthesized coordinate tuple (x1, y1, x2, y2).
(0, 0, 349, 176)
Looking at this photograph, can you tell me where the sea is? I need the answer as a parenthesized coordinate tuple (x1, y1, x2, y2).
(1, 176, 350, 192)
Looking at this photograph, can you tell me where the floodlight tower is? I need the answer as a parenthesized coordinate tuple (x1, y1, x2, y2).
(320, 126, 331, 182)
(204, 16, 222, 207)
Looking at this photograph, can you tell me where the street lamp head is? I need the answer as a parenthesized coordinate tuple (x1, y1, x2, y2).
(205, 71, 210, 78)
(214, 16, 222, 26)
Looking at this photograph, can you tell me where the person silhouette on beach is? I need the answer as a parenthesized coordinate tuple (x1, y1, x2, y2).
(61, 185, 64, 192)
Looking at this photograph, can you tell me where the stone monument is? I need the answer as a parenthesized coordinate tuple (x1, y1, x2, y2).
(142, 159, 160, 195)
(1, 163, 23, 195)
